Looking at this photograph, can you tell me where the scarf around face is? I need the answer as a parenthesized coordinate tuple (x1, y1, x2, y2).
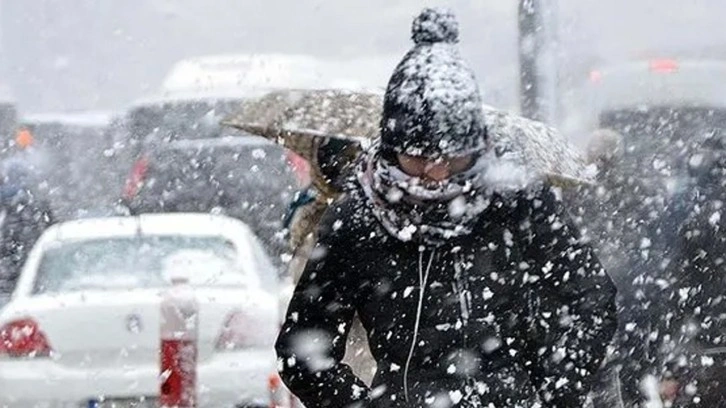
(357, 142, 535, 244)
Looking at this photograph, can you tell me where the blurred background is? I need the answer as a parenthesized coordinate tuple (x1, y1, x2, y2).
(2, 2, 726, 407)
(1, 0, 723, 113)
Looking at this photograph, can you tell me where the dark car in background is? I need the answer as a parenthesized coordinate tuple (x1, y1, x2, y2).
(118, 95, 240, 149)
(119, 96, 298, 268)
(111, 94, 270, 173)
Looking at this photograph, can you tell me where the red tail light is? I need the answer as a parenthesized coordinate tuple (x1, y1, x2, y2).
(215, 311, 272, 351)
(589, 70, 603, 83)
(285, 151, 310, 187)
(0, 318, 52, 358)
(650, 59, 679, 73)
(268, 372, 293, 408)
(123, 156, 149, 200)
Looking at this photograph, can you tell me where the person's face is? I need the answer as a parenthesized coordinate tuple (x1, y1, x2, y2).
(396, 153, 474, 183)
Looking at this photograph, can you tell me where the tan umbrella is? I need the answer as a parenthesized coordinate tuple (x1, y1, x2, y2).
(222, 89, 593, 193)
(222, 89, 382, 197)
(481, 107, 594, 187)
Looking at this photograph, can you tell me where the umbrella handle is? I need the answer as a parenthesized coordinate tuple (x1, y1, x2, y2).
(546, 173, 594, 188)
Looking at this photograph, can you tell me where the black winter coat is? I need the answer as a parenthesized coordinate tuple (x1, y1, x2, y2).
(665, 148, 726, 403)
(276, 183, 617, 408)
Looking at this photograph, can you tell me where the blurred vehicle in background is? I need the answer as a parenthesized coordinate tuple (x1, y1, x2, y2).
(116, 53, 394, 266)
(119, 52, 392, 155)
(123, 131, 297, 270)
(115, 52, 392, 161)
(562, 59, 726, 255)
(563, 59, 726, 160)
(561, 59, 726, 405)
(0, 213, 279, 408)
(17, 111, 122, 220)
(113, 94, 244, 182)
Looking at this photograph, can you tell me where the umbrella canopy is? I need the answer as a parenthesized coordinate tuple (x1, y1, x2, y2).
(222, 89, 592, 196)
(222, 89, 382, 197)
(482, 107, 594, 187)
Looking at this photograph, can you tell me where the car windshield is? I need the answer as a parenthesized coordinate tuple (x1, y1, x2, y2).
(33, 235, 252, 294)
(127, 99, 240, 144)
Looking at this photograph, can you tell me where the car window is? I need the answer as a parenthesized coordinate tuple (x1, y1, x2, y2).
(139, 145, 293, 211)
(128, 100, 239, 146)
(33, 235, 254, 294)
(132, 142, 295, 266)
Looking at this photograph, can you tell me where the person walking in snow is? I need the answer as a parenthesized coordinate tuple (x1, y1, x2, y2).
(275, 7, 617, 408)
(570, 129, 669, 406)
(658, 130, 726, 406)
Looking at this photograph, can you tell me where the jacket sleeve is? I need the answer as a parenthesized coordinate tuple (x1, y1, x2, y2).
(661, 193, 726, 381)
(275, 207, 371, 408)
(518, 184, 618, 407)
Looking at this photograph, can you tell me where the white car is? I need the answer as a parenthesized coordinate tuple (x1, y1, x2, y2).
(0, 213, 280, 408)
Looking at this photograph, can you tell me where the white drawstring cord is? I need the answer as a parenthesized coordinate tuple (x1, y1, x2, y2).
(404, 248, 435, 403)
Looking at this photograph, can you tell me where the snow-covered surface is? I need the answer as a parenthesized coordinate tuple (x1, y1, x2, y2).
(159, 53, 394, 99)
(127, 92, 246, 110)
(223, 89, 383, 196)
(21, 110, 116, 128)
(482, 106, 591, 182)
(0, 213, 279, 407)
(164, 134, 274, 151)
(224, 89, 382, 146)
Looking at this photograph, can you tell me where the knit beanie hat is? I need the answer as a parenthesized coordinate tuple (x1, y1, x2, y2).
(380, 7, 487, 159)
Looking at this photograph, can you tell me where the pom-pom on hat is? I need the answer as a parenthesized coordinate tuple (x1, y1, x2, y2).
(380, 7, 486, 159)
